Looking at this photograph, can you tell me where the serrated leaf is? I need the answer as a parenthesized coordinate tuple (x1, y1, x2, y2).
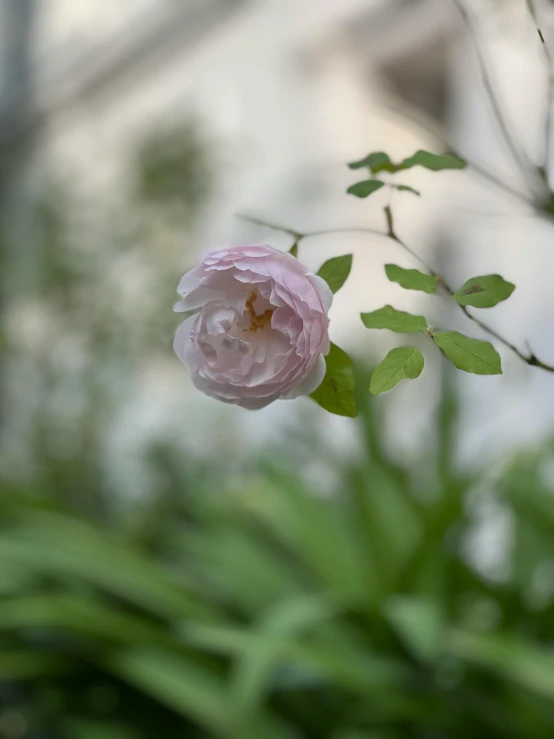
(317, 254, 352, 294)
(395, 184, 421, 196)
(385, 264, 437, 294)
(348, 152, 394, 173)
(398, 150, 466, 172)
(311, 343, 356, 417)
(288, 242, 299, 258)
(369, 347, 424, 395)
(347, 180, 385, 198)
(361, 305, 427, 333)
(432, 331, 502, 375)
(452, 274, 515, 308)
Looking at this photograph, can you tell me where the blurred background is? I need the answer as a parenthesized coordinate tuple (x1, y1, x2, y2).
(2, 0, 554, 737)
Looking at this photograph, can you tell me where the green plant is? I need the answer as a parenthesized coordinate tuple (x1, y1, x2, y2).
(2, 379, 554, 738)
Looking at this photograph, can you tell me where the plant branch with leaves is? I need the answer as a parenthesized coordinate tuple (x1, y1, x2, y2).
(238, 144, 554, 414)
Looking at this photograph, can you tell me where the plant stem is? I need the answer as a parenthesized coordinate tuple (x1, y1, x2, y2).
(450, 0, 547, 198)
(526, 0, 554, 178)
(238, 212, 554, 373)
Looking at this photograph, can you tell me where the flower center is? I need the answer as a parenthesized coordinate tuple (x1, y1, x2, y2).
(243, 291, 274, 332)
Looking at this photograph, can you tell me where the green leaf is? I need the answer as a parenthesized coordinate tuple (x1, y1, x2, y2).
(394, 184, 421, 196)
(311, 343, 357, 417)
(398, 150, 467, 172)
(317, 254, 353, 294)
(447, 630, 554, 701)
(347, 180, 385, 198)
(385, 264, 437, 294)
(360, 305, 427, 333)
(432, 331, 502, 375)
(288, 241, 299, 258)
(348, 152, 394, 173)
(452, 274, 515, 308)
(386, 597, 444, 662)
(108, 648, 292, 739)
(369, 347, 424, 395)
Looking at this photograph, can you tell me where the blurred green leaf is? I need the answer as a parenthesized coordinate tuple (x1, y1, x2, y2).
(452, 274, 515, 308)
(348, 152, 394, 173)
(370, 348, 424, 395)
(107, 648, 231, 736)
(384, 264, 437, 294)
(432, 331, 502, 374)
(311, 343, 357, 417)
(0, 651, 66, 679)
(0, 509, 215, 621)
(230, 595, 339, 714)
(386, 597, 444, 661)
(398, 151, 467, 172)
(361, 306, 427, 333)
(288, 242, 299, 258)
(394, 185, 421, 196)
(183, 623, 408, 697)
(64, 720, 138, 739)
(347, 180, 386, 198)
(317, 254, 353, 293)
(448, 630, 554, 700)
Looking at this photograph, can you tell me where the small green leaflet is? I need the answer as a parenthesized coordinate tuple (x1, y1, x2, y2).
(395, 184, 421, 196)
(311, 342, 357, 417)
(346, 149, 466, 175)
(348, 152, 394, 173)
(398, 150, 467, 172)
(452, 274, 515, 308)
(288, 241, 299, 258)
(347, 180, 385, 198)
(317, 254, 352, 294)
(370, 347, 424, 395)
(385, 264, 437, 294)
(432, 331, 502, 375)
(361, 305, 427, 333)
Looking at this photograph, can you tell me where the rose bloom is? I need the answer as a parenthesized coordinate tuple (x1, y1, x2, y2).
(173, 244, 332, 409)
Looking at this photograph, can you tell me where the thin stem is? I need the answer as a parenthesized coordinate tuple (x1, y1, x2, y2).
(450, 0, 546, 197)
(237, 212, 554, 373)
(380, 94, 538, 208)
(235, 213, 302, 239)
(526, 0, 554, 177)
(464, 158, 536, 205)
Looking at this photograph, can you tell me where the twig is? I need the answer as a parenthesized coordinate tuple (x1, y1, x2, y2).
(450, 0, 546, 197)
(238, 212, 554, 373)
(235, 213, 302, 239)
(526, 0, 554, 177)
(380, 95, 537, 209)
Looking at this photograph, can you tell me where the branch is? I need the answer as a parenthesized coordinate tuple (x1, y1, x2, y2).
(379, 95, 537, 209)
(526, 0, 554, 177)
(450, 0, 547, 197)
(238, 212, 554, 373)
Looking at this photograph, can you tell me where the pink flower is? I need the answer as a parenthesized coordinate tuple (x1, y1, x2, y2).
(173, 245, 332, 409)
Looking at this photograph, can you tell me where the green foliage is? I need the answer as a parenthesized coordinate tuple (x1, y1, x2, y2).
(317, 254, 353, 293)
(361, 306, 427, 333)
(384, 264, 438, 294)
(452, 274, 515, 308)
(432, 331, 502, 374)
(369, 347, 424, 395)
(288, 241, 299, 258)
(4, 381, 554, 737)
(134, 121, 212, 223)
(347, 180, 385, 198)
(310, 342, 357, 417)
(347, 150, 466, 175)
(397, 150, 467, 172)
(394, 185, 421, 196)
(348, 152, 395, 173)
